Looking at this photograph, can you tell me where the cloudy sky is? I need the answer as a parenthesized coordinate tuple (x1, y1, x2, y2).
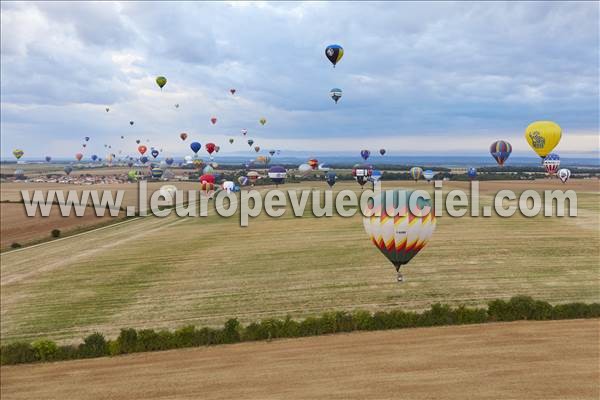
(1, 1, 598, 159)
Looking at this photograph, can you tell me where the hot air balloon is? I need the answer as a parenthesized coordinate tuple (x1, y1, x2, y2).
(363, 190, 437, 282)
(174, 104, 180, 108)
(138, 145, 147, 155)
(180, 133, 188, 141)
(379, 149, 386, 156)
(136, 139, 141, 144)
(268, 166, 286, 186)
(156, 76, 167, 90)
(229, 138, 234, 144)
(248, 139, 254, 147)
(193, 159, 204, 170)
(330, 88, 342, 103)
(308, 159, 319, 170)
(259, 118, 267, 126)
(325, 44, 344, 67)
(525, 121, 562, 159)
(127, 170, 138, 181)
(254, 146, 260, 153)
(238, 176, 249, 186)
(82, 144, 87, 148)
(352, 164, 373, 188)
(210, 117, 217, 125)
(106, 107, 110, 112)
(130, 121, 134, 126)
(326, 171, 337, 188)
(127, 161, 134, 168)
(14, 169, 25, 179)
(45, 156, 51, 162)
(490, 140, 512, 166)
(63, 165, 73, 175)
(140, 156, 149, 164)
(256, 155, 271, 167)
(557, 168, 571, 183)
(230, 89, 236, 95)
(85, 137, 90, 142)
(247, 171, 260, 186)
(543, 153, 560, 176)
(318, 163, 331, 171)
(360, 149, 371, 161)
(370, 170, 382, 184)
(298, 163, 312, 173)
(203, 165, 215, 175)
(151, 168, 164, 179)
(269, 150, 276, 156)
(190, 142, 201, 154)
(75, 153, 83, 161)
(91, 154, 98, 162)
(409, 167, 423, 182)
(423, 170, 435, 182)
(206, 143, 216, 155)
(165, 157, 174, 166)
(121, 135, 125, 139)
(151, 149, 160, 159)
(222, 181, 235, 193)
(241, 129, 248, 136)
(12, 149, 24, 160)
(467, 168, 477, 180)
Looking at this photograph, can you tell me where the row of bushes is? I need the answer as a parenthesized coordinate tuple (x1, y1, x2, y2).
(2, 296, 598, 366)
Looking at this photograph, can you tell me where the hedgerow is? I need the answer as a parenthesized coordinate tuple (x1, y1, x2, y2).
(1, 296, 598, 366)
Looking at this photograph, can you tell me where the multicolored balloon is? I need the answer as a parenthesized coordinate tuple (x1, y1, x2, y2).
(330, 88, 342, 103)
(490, 140, 512, 166)
(151, 168, 164, 179)
(363, 190, 436, 282)
(12, 149, 24, 160)
(325, 44, 344, 67)
(543, 153, 560, 175)
(268, 165, 287, 186)
(409, 167, 423, 182)
(352, 164, 373, 188)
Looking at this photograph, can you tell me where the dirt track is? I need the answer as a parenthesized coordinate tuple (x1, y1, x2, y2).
(2, 319, 598, 400)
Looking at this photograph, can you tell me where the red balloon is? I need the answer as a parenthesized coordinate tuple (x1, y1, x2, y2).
(138, 145, 147, 155)
(75, 153, 83, 161)
(210, 117, 217, 125)
(200, 174, 215, 184)
(308, 159, 319, 169)
(205, 142, 216, 154)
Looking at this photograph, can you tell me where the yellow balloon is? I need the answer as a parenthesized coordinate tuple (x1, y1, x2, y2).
(525, 121, 562, 158)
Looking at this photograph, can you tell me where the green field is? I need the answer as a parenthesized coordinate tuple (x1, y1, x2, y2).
(1, 180, 599, 344)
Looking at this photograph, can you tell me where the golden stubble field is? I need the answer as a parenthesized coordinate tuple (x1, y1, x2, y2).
(0, 179, 598, 344)
(1, 319, 598, 400)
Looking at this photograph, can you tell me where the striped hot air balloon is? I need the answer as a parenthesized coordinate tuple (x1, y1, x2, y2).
(490, 140, 512, 166)
(363, 190, 437, 282)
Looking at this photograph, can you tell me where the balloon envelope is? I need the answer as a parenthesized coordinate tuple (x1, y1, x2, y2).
(363, 190, 436, 281)
(190, 142, 201, 154)
(325, 44, 344, 67)
(490, 140, 512, 166)
(525, 121, 562, 158)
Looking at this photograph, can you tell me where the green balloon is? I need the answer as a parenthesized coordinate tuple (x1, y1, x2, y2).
(156, 76, 167, 90)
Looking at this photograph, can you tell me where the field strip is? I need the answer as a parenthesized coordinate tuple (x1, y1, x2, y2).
(1, 217, 141, 256)
(1, 319, 598, 400)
